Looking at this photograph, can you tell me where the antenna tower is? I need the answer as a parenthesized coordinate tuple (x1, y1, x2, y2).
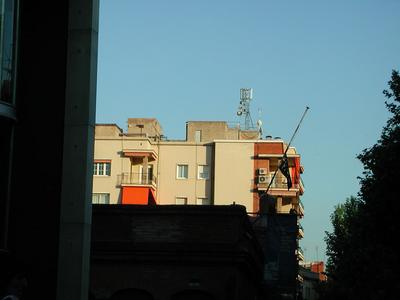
(237, 88, 255, 130)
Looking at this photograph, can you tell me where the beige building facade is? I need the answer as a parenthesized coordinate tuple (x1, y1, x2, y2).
(93, 118, 305, 217)
(93, 118, 305, 263)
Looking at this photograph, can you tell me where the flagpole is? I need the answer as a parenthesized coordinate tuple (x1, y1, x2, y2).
(263, 106, 310, 195)
(284, 106, 310, 155)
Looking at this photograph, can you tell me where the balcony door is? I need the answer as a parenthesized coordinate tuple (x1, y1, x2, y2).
(139, 165, 153, 184)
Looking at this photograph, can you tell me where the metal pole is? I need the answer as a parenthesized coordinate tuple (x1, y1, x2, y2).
(263, 106, 310, 194)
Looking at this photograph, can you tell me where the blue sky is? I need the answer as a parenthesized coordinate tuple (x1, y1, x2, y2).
(96, 0, 400, 262)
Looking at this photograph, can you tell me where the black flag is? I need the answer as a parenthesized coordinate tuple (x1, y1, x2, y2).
(279, 154, 292, 190)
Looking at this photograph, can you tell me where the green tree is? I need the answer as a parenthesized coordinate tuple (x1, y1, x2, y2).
(324, 196, 362, 299)
(324, 70, 400, 299)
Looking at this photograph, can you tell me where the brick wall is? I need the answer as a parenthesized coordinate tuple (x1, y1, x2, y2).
(90, 204, 265, 300)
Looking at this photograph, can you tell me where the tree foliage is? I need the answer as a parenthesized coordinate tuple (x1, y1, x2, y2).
(324, 70, 400, 299)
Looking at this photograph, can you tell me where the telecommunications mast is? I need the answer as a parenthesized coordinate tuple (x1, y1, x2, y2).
(237, 88, 255, 130)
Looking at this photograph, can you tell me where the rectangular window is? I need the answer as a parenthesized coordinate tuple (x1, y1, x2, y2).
(197, 165, 209, 180)
(0, 0, 17, 105)
(176, 164, 188, 179)
(140, 165, 153, 184)
(105, 162, 111, 175)
(92, 193, 110, 204)
(93, 161, 111, 176)
(175, 197, 187, 205)
(98, 163, 104, 175)
(195, 130, 201, 143)
(196, 198, 210, 205)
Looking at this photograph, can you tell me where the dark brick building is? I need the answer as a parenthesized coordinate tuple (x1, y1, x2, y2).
(90, 204, 265, 300)
(251, 214, 299, 299)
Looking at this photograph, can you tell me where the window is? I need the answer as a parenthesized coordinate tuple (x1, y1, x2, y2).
(92, 193, 110, 204)
(197, 165, 209, 180)
(175, 197, 187, 205)
(93, 161, 111, 176)
(176, 164, 188, 179)
(196, 198, 210, 205)
(0, 0, 17, 105)
(139, 165, 153, 184)
(195, 130, 201, 143)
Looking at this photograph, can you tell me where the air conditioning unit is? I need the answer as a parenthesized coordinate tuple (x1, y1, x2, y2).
(258, 168, 268, 175)
(258, 175, 268, 184)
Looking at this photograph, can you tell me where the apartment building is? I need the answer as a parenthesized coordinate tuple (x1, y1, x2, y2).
(299, 261, 328, 300)
(93, 118, 305, 217)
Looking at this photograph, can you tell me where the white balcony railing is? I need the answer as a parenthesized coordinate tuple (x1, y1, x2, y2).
(298, 224, 304, 238)
(257, 174, 301, 190)
(296, 247, 305, 261)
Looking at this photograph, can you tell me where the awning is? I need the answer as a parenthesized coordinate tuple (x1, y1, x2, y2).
(122, 149, 158, 161)
(149, 189, 157, 205)
(121, 186, 157, 205)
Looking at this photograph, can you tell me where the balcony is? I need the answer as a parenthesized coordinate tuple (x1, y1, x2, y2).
(117, 172, 157, 188)
(297, 274, 304, 283)
(299, 177, 305, 195)
(256, 173, 301, 196)
(296, 247, 305, 261)
(297, 199, 304, 216)
(298, 223, 304, 239)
